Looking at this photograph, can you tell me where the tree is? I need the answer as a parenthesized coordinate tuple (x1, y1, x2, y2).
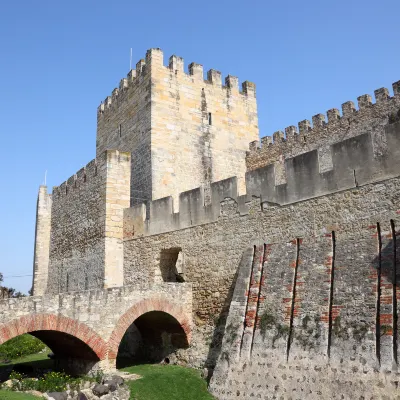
(0, 272, 26, 298)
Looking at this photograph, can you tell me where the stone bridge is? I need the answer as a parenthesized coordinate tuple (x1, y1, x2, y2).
(0, 283, 192, 373)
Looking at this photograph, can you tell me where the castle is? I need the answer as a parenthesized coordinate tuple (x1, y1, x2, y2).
(4, 48, 400, 398)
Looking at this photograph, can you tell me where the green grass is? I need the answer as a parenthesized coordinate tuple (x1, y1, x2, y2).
(0, 351, 50, 367)
(0, 390, 42, 399)
(121, 364, 215, 400)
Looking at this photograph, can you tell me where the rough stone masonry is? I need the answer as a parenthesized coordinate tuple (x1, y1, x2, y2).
(3, 48, 400, 398)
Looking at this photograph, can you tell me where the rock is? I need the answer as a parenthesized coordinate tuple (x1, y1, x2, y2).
(3, 379, 13, 387)
(103, 380, 117, 392)
(110, 375, 124, 385)
(78, 389, 97, 400)
(92, 383, 110, 396)
(46, 392, 68, 400)
(82, 380, 91, 389)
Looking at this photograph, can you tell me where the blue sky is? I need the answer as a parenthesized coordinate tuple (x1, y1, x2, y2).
(0, 0, 399, 293)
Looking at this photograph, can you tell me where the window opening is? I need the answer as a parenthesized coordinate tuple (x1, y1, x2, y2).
(157, 248, 185, 283)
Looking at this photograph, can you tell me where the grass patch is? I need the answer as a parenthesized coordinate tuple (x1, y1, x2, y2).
(0, 390, 42, 399)
(122, 364, 215, 400)
(0, 352, 50, 368)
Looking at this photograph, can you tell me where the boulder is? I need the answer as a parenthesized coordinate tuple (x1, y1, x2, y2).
(103, 380, 117, 392)
(3, 379, 12, 388)
(92, 383, 110, 396)
(110, 375, 124, 385)
(77, 392, 89, 400)
(78, 389, 99, 400)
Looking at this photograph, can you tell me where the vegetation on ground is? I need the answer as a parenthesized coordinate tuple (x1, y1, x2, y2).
(0, 336, 215, 400)
(0, 390, 42, 399)
(0, 335, 46, 360)
(122, 364, 215, 400)
(6, 370, 83, 393)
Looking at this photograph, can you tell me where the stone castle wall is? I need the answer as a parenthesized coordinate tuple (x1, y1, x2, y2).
(97, 48, 258, 209)
(29, 46, 400, 397)
(246, 80, 400, 177)
(97, 58, 152, 207)
(208, 223, 399, 399)
(122, 121, 400, 396)
(148, 49, 258, 206)
(46, 150, 130, 294)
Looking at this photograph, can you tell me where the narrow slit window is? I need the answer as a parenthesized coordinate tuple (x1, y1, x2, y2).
(119, 124, 122, 137)
(208, 113, 212, 125)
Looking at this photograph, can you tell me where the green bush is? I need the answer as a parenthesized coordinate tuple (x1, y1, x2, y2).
(0, 335, 46, 360)
(8, 371, 82, 393)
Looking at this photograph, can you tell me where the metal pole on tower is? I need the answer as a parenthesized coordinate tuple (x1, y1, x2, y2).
(44, 170, 47, 186)
(130, 48, 132, 71)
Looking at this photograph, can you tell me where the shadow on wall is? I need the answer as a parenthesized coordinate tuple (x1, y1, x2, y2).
(203, 255, 241, 378)
(116, 311, 189, 369)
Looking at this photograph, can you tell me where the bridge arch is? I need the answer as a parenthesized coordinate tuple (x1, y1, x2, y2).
(108, 298, 191, 361)
(0, 313, 107, 361)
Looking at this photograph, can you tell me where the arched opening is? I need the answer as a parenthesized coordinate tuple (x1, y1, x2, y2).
(0, 331, 101, 381)
(116, 311, 189, 368)
(0, 314, 107, 376)
(32, 330, 100, 360)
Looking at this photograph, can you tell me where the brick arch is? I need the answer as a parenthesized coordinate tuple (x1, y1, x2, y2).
(108, 298, 191, 359)
(0, 313, 107, 360)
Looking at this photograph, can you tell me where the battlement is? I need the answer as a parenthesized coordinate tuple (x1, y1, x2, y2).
(52, 150, 130, 200)
(124, 121, 400, 238)
(246, 80, 400, 171)
(97, 48, 256, 116)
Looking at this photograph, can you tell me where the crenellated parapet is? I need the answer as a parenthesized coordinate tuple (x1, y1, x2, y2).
(97, 48, 256, 118)
(124, 120, 400, 238)
(246, 80, 400, 171)
(52, 150, 130, 201)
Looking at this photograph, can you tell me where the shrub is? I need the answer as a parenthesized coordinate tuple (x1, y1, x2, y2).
(9, 371, 82, 393)
(0, 335, 46, 360)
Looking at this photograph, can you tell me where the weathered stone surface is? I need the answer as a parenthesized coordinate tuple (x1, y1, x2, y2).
(77, 392, 89, 400)
(92, 384, 109, 396)
(103, 380, 117, 392)
(97, 48, 258, 210)
(43, 150, 131, 294)
(109, 375, 124, 385)
(46, 392, 68, 400)
(246, 83, 400, 172)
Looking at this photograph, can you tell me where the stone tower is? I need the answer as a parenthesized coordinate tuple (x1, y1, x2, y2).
(96, 48, 259, 210)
